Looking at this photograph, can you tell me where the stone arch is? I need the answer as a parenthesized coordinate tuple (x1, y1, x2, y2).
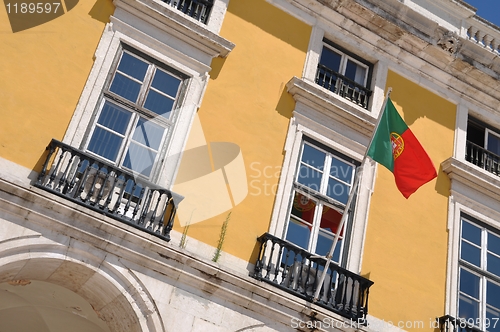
(0, 237, 164, 332)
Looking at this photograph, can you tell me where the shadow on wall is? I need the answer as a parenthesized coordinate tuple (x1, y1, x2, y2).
(88, 0, 115, 24)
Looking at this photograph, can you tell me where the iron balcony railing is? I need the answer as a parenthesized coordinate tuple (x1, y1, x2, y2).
(252, 233, 373, 322)
(315, 64, 372, 109)
(466, 140, 500, 176)
(35, 139, 180, 242)
(161, 0, 214, 24)
(437, 315, 484, 332)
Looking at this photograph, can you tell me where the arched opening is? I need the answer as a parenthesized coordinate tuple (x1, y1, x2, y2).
(0, 280, 111, 332)
(0, 244, 164, 332)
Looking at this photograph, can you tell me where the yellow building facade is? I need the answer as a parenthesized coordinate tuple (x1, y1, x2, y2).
(0, 0, 499, 331)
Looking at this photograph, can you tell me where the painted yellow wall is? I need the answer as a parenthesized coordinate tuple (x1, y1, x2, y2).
(173, 0, 311, 262)
(361, 70, 455, 330)
(0, 0, 114, 171)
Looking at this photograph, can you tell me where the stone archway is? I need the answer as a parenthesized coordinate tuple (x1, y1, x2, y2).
(0, 279, 111, 332)
(0, 239, 164, 332)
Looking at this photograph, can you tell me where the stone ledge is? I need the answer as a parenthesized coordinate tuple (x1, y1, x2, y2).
(114, 0, 235, 58)
(286, 76, 376, 138)
(0, 176, 372, 332)
(441, 156, 500, 202)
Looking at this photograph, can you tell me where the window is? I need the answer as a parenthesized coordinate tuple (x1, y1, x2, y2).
(284, 138, 359, 265)
(458, 215, 500, 331)
(466, 117, 500, 176)
(315, 39, 372, 109)
(84, 47, 187, 179)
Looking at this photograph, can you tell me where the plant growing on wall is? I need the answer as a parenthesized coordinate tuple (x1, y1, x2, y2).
(179, 223, 190, 249)
(213, 212, 231, 262)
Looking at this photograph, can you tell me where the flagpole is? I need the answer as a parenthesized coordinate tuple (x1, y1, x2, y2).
(312, 87, 392, 302)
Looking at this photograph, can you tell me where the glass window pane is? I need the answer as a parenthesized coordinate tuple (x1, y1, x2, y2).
(320, 206, 343, 236)
(487, 132, 500, 156)
(488, 253, 500, 277)
(330, 157, 353, 183)
(291, 192, 316, 224)
(319, 47, 341, 72)
(326, 177, 350, 204)
(97, 102, 132, 135)
(122, 142, 157, 177)
(459, 295, 479, 321)
(117, 52, 148, 81)
(87, 127, 123, 162)
(462, 220, 481, 245)
(345, 59, 366, 86)
(131, 118, 165, 151)
(144, 90, 175, 120)
(297, 165, 322, 192)
(461, 241, 481, 267)
(460, 268, 480, 299)
(489, 232, 500, 256)
(285, 218, 310, 251)
(486, 306, 500, 332)
(109, 73, 141, 103)
(151, 69, 181, 97)
(301, 144, 326, 169)
(487, 281, 500, 310)
(315, 231, 342, 263)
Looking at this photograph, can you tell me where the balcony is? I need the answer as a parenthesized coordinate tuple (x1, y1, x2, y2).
(161, 0, 214, 24)
(252, 233, 373, 322)
(35, 139, 181, 242)
(437, 315, 483, 332)
(466, 140, 500, 176)
(315, 64, 372, 110)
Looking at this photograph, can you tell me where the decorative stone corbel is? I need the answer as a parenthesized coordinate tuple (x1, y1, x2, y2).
(437, 30, 462, 55)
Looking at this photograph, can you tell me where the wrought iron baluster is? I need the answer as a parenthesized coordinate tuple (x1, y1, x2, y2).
(37, 141, 57, 185)
(132, 187, 145, 222)
(280, 249, 290, 286)
(94, 167, 111, 207)
(155, 195, 170, 234)
(147, 190, 162, 231)
(64, 156, 81, 195)
(56, 151, 75, 192)
(122, 181, 136, 217)
(139, 189, 154, 226)
(272, 243, 284, 283)
(264, 241, 276, 280)
(84, 165, 101, 204)
(48, 147, 65, 188)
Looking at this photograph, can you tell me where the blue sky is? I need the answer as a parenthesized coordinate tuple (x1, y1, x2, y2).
(464, 0, 500, 27)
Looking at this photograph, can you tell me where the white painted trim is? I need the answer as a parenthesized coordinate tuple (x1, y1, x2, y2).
(267, 108, 378, 273)
(444, 180, 500, 318)
(302, 25, 323, 82)
(62, 17, 214, 188)
(454, 103, 468, 160)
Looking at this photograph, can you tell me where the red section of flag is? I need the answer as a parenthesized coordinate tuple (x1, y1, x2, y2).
(394, 128, 437, 198)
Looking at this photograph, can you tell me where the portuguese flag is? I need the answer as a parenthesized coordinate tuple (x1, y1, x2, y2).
(367, 98, 437, 198)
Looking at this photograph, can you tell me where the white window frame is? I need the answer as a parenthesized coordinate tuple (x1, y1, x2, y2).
(62, 23, 211, 189)
(485, 128, 500, 155)
(456, 214, 500, 331)
(81, 47, 188, 180)
(283, 138, 358, 265)
(268, 112, 376, 273)
(320, 42, 370, 88)
(445, 195, 500, 325)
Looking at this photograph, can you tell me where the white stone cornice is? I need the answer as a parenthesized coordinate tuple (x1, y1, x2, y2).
(0, 176, 376, 332)
(441, 156, 500, 202)
(286, 76, 376, 139)
(113, 0, 235, 59)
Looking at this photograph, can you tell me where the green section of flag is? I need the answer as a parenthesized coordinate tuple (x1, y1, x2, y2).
(367, 98, 407, 172)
